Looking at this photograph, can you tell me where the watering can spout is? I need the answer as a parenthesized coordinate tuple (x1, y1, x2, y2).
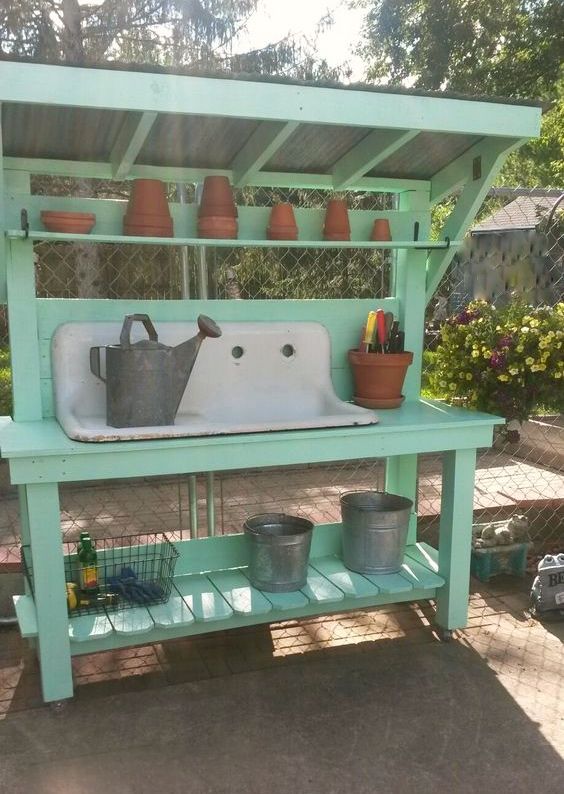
(171, 315, 222, 410)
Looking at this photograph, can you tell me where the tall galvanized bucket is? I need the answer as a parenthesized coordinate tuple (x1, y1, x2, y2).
(244, 513, 313, 592)
(340, 491, 413, 574)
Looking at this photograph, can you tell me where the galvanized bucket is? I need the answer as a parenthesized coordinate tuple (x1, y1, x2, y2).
(244, 513, 313, 592)
(340, 491, 413, 574)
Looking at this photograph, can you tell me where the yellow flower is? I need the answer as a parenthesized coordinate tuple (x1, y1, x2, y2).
(516, 345, 524, 353)
(509, 367, 518, 375)
(483, 350, 491, 359)
(529, 318, 539, 327)
(497, 374, 509, 382)
(525, 357, 534, 366)
(471, 350, 480, 358)
(466, 373, 472, 381)
(521, 327, 530, 333)
(555, 372, 562, 379)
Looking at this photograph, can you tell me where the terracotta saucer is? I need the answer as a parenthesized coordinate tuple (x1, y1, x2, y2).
(40, 211, 96, 234)
(353, 395, 405, 409)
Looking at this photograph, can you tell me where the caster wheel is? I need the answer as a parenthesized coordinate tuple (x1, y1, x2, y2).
(439, 629, 453, 642)
(49, 699, 70, 714)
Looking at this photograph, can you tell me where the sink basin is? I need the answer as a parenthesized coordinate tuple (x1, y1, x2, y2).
(52, 321, 378, 441)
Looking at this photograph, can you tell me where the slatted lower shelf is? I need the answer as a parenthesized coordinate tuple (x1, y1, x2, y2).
(15, 543, 444, 652)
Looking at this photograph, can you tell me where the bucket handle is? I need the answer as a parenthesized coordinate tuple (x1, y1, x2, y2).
(120, 314, 158, 348)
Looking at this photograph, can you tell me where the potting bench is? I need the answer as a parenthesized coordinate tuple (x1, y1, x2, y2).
(0, 62, 541, 703)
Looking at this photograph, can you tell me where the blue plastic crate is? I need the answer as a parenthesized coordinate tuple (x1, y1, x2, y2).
(471, 542, 530, 582)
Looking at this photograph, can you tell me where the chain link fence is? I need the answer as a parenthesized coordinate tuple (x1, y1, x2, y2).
(0, 182, 562, 565)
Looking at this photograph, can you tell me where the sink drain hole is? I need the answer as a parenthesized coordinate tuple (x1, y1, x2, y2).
(231, 345, 244, 359)
(282, 344, 295, 358)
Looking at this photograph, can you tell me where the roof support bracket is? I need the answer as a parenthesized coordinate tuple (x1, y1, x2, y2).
(111, 111, 158, 179)
(231, 121, 299, 187)
(332, 129, 419, 190)
(425, 136, 524, 304)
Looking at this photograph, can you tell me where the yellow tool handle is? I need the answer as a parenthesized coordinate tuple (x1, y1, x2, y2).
(362, 311, 376, 350)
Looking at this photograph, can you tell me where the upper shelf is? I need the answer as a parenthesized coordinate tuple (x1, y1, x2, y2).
(5, 229, 457, 250)
(0, 62, 541, 191)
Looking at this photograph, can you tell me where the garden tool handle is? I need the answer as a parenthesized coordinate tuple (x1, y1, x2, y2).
(119, 314, 158, 348)
(376, 310, 386, 353)
(89, 347, 106, 383)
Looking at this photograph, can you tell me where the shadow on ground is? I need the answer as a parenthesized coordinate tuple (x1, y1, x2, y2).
(1, 632, 562, 794)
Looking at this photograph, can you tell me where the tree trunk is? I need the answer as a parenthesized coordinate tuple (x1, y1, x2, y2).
(74, 179, 105, 298)
(60, 2, 105, 297)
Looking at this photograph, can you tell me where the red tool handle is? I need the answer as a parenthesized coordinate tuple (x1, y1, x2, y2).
(376, 310, 386, 353)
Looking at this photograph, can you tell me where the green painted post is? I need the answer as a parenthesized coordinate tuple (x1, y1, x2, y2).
(435, 447, 477, 631)
(6, 239, 43, 420)
(386, 189, 430, 544)
(26, 482, 73, 702)
(188, 475, 198, 539)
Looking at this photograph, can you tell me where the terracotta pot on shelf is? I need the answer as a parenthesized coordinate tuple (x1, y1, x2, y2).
(197, 176, 238, 239)
(267, 203, 298, 240)
(197, 216, 238, 239)
(371, 218, 392, 242)
(124, 179, 173, 237)
(323, 199, 350, 241)
(123, 221, 174, 237)
(348, 349, 413, 409)
(198, 176, 237, 218)
(127, 179, 170, 217)
(40, 211, 96, 234)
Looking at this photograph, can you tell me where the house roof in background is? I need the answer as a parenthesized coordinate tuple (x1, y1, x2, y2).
(472, 195, 563, 233)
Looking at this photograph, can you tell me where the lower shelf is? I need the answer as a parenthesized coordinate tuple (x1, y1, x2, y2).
(15, 543, 443, 654)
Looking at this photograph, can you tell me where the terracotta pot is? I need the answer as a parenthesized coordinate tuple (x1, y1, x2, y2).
(40, 211, 96, 234)
(199, 176, 237, 218)
(323, 199, 350, 241)
(267, 203, 298, 240)
(124, 220, 173, 237)
(371, 218, 392, 241)
(348, 349, 413, 409)
(127, 180, 170, 217)
(197, 216, 238, 239)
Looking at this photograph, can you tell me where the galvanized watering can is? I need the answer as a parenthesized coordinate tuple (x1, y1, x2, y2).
(90, 313, 222, 428)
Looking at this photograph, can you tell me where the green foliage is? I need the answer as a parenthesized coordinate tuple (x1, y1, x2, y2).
(355, 0, 564, 188)
(430, 300, 564, 421)
(0, 346, 12, 417)
(500, 81, 564, 187)
(355, 0, 563, 99)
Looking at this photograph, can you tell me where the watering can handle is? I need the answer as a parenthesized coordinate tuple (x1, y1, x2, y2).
(89, 347, 105, 383)
(120, 314, 158, 348)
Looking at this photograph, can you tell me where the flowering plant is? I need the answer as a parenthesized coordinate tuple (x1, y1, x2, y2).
(430, 300, 564, 423)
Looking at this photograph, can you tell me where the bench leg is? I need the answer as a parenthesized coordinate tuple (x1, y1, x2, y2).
(27, 483, 73, 702)
(386, 454, 418, 545)
(435, 448, 476, 633)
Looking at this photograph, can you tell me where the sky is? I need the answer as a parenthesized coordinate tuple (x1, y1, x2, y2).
(233, 0, 367, 80)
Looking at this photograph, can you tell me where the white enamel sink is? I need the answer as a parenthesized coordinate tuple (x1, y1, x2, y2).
(52, 321, 378, 442)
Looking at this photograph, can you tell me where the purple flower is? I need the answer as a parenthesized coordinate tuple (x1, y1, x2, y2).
(452, 309, 477, 325)
(490, 351, 506, 370)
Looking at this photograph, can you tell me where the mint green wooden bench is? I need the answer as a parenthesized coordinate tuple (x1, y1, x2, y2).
(0, 62, 540, 703)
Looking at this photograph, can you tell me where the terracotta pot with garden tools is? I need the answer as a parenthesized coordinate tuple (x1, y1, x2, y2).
(348, 310, 413, 409)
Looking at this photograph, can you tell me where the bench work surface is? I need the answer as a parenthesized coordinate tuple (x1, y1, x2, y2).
(0, 400, 502, 484)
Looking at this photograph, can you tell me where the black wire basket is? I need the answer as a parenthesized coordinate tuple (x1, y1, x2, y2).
(22, 533, 179, 616)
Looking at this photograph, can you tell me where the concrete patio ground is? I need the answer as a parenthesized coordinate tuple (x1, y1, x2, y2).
(0, 574, 562, 793)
